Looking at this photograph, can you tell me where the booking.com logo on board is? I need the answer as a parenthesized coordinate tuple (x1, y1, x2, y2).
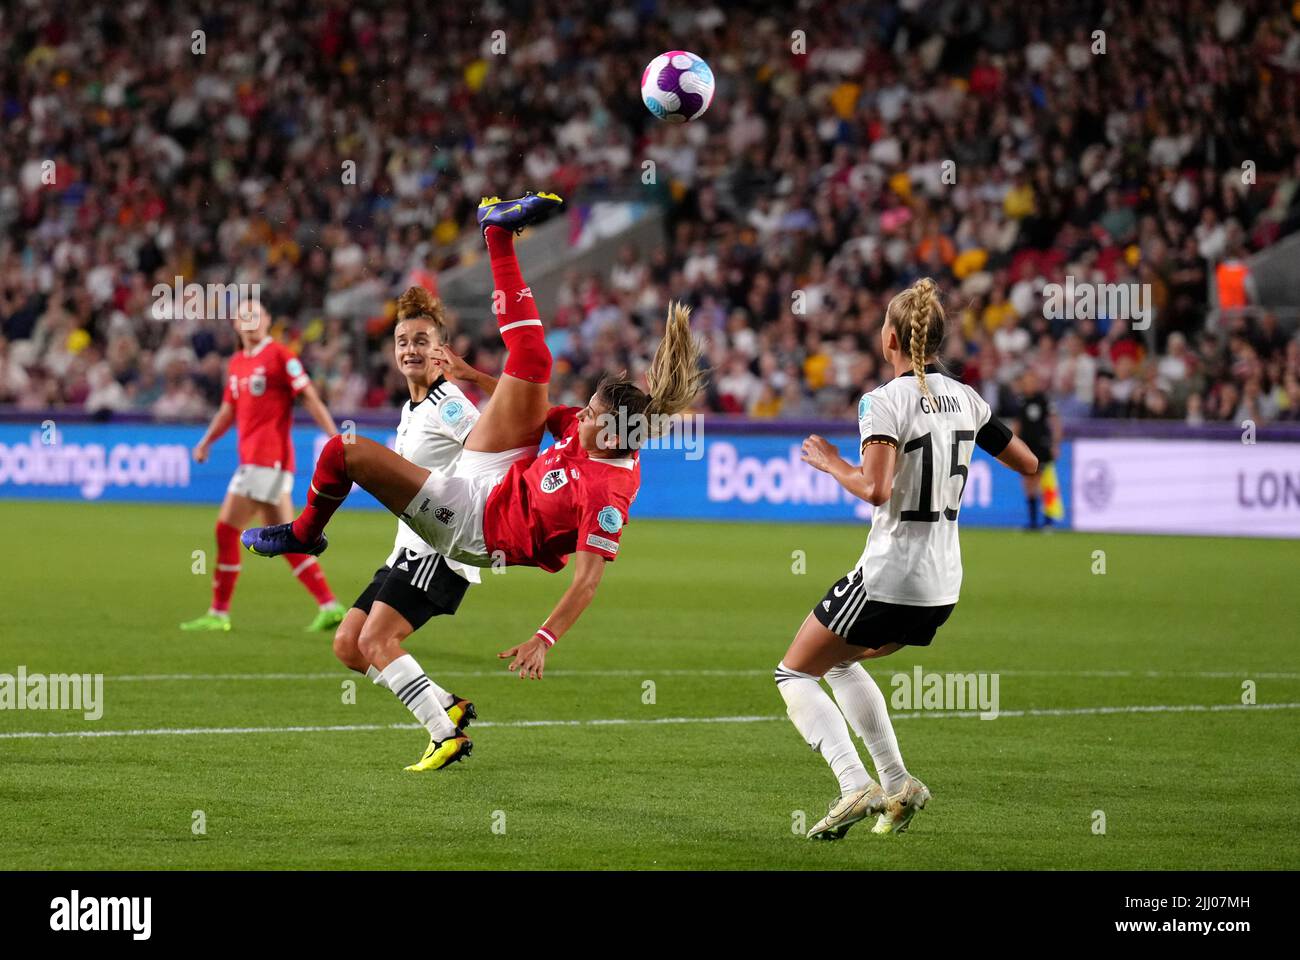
(0, 422, 1062, 528)
(0, 428, 190, 499)
(707, 440, 875, 519)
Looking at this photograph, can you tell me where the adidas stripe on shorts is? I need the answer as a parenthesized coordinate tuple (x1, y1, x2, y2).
(351, 548, 470, 630)
(813, 568, 955, 649)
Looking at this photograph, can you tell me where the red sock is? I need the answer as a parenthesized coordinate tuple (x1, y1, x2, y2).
(284, 554, 336, 606)
(212, 521, 241, 613)
(292, 434, 351, 542)
(486, 226, 552, 383)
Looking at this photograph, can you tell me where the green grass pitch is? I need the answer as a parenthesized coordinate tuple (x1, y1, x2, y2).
(1, 501, 1297, 870)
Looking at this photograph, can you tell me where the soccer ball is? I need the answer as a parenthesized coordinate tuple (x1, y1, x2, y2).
(640, 51, 715, 123)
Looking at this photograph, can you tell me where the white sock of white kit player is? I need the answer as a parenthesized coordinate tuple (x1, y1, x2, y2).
(775, 662, 870, 797)
(380, 654, 458, 741)
(365, 665, 389, 689)
(824, 661, 908, 794)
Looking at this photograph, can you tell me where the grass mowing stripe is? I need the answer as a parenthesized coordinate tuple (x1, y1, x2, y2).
(4, 702, 1297, 740)
(105, 669, 1300, 682)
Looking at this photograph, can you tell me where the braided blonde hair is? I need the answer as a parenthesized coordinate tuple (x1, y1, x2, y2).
(886, 277, 945, 401)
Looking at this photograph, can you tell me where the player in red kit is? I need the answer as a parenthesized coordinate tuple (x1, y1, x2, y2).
(480, 401, 641, 573)
(242, 192, 705, 771)
(181, 302, 346, 633)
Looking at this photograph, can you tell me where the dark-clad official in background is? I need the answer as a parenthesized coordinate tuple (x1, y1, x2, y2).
(1011, 369, 1061, 530)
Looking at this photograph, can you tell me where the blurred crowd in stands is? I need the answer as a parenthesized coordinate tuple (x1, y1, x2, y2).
(2, 0, 1299, 425)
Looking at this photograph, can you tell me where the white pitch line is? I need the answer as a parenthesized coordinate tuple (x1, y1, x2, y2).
(890, 702, 1300, 719)
(0, 715, 779, 740)
(106, 668, 1300, 682)
(2, 702, 1297, 741)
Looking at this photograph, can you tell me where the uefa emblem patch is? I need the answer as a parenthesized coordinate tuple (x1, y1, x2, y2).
(442, 401, 465, 425)
(597, 506, 622, 534)
(858, 394, 871, 420)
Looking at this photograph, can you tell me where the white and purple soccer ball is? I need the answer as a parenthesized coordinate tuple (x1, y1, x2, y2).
(640, 51, 715, 123)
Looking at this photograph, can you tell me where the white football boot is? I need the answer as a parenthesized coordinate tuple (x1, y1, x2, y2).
(871, 775, 931, 835)
(807, 782, 887, 841)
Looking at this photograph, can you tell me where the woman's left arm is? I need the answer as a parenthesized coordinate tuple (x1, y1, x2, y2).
(498, 551, 607, 679)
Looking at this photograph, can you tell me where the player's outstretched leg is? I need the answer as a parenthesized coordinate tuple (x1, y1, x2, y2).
(379, 650, 473, 773)
(824, 661, 910, 794)
(774, 657, 885, 841)
(242, 435, 431, 557)
(262, 494, 346, 631)
(355, 601, 477, 770)
(822, 660, 930, 835)
(463, 193, 562, 455)
(333, 611, 476, 737)
(477, 190, 563, 237)
(777, 613, 900, 841)
(372, 667, 475, 735)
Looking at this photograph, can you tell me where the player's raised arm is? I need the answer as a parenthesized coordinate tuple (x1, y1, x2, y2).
(434, 344, 498, 396)
(498, 550, 607, 679)
(801, 434, 897, 506)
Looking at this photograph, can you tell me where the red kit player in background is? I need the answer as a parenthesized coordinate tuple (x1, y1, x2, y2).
(181, 302, 346, 633)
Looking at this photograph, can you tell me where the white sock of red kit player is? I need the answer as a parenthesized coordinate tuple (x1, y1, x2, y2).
(210, 521, 242, 616)
(283, 553, 338, 609)
(824, 661, 909, 794)
(379, 654, 457, 740)
(775, 661, 870, 797)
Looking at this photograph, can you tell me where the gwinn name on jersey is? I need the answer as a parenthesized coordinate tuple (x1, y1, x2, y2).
(853, 365, 1009, 607)
(388, 377, 481, 583)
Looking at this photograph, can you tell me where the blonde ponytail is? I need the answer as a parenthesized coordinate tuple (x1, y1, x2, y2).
(644, 301, 706, 427)
(594, 301, 707, 450)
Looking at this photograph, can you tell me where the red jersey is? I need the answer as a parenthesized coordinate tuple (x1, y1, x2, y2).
(222, 338, 310, 470)
(483, 406, 641, 573)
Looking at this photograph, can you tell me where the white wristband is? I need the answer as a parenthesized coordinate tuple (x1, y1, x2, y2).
(535, 627, 557, 648)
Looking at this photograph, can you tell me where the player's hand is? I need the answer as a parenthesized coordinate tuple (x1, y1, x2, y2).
(432, 345, 475, 382)
(498, 636, 548, 680)
(192, 442, 210, 464)
(800, 435, 838, 473)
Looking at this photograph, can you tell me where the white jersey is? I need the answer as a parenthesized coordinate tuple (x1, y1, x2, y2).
(386, 378, 482, 583)
(853, 367, 992, 606)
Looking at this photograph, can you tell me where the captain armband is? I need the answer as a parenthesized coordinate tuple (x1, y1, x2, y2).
(860, 434, 898, 453)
